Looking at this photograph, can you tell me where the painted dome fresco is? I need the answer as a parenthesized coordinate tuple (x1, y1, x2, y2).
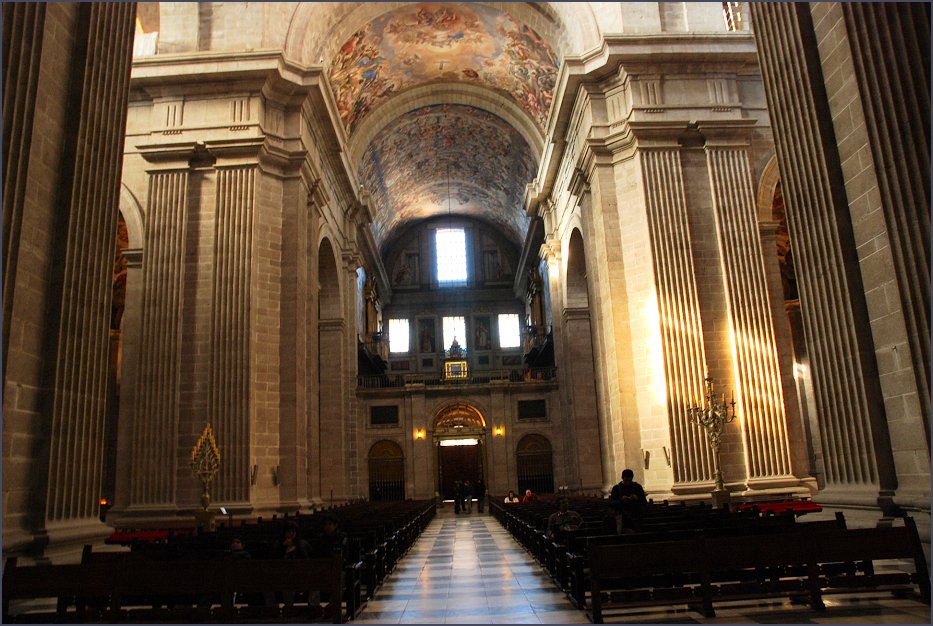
(329, 2, 560, 134)
(359, 104, 537, 250)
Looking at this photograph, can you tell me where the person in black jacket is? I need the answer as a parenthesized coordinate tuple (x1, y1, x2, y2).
(310, 515, 347, 558)
(474, 478, 486, 513)
(275, 521, 311, 559)
(608, 468, 647, 532)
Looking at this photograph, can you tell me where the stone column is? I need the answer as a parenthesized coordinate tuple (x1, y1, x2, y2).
(130, 168, 190, 509)
(705, 141, 795, 486)
(752, 3, 897, 506)
(639, 147, 713, 488)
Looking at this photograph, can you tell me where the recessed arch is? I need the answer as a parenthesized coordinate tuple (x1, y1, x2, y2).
(318, 236, 342, 320)
(433, 402, 487, 432)
(368, 439, 405, 500)
(119, 184, 146, 250)
(516, 433, 554, 494)
(756, 155, 782, 223)
(565, 227, 589, 309)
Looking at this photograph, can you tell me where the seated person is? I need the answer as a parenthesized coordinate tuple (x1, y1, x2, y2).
(547, 498, 584, 539)
(310, 515, 348, 558)
(504, 489, 520, 503)
(608, 468, 647, 532)
(521, 488, 539, 504)
(227, 536, 251, 560)
(275, 521, 311, 559)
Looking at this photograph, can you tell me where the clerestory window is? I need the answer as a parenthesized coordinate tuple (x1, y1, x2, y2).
(435, 228, 468, 285)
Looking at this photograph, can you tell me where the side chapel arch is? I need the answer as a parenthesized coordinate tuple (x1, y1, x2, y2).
(516, 433, 554, 495)
(368, 439, 405, 500)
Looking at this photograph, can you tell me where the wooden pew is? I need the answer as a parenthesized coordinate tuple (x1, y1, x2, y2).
(586, 517, 929, 623)
(2, 555, 344, 623)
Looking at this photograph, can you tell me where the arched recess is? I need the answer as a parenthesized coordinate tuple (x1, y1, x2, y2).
(758, 169, 818, 484)
(565, 228, 589, 308)
(433, 402, 487, 434)
(516, 433, 554, 495)
(107, 187, 146, 516)
(432, 403, 487, 500)
(558, 227, 605, 490)
(316, 236, 347, 500)
(368, 440, 405, 501)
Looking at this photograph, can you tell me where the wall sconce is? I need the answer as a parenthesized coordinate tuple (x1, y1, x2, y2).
(414, 428, 426, 440)
(250, 464, 259, 485)
(271, 465, 279, 486)
(493, 426, 504, 437)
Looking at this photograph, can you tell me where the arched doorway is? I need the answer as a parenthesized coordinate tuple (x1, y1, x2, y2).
(368, 440, 405, 501)
(433, 403, 486, 500)
(516, 434, 554, 495)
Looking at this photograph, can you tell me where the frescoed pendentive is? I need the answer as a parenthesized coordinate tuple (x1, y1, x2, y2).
(359, 104, 537, 249)
(330, 2, 559, 134)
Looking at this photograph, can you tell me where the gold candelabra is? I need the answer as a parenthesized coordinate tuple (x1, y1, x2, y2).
(687, 374, 737, 495)
(190, 423, 221, 511)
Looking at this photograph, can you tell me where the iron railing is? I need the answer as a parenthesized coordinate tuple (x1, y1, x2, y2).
(358, 366, 558, 389)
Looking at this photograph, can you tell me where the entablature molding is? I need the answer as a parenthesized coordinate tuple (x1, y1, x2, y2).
(561, 306, 592, 322)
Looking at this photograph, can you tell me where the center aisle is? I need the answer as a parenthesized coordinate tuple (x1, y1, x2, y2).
(355, 505, 587, 624)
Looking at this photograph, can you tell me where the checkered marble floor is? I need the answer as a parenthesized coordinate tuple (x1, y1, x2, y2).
(354, 506, 931, 624)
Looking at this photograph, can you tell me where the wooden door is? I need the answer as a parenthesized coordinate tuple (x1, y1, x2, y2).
(438, 443, 483, 499)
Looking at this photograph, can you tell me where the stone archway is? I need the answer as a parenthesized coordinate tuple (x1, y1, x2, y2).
(368, 440, 405, 501)
(316, 237, 346, 501)
(432, 403, 487, 500)
(516, 433, 554, 495)
(560, 228, 605, 490)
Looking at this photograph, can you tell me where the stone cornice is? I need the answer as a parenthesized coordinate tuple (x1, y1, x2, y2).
(526, 33, 760, 218)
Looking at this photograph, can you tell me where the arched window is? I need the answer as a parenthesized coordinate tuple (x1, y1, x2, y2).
(368, 440, 405, 501)
(516, 434, 554, 495)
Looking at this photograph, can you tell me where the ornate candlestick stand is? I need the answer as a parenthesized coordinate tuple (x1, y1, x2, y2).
(687, 375, 737, 508)
(190, 423, 221, 531)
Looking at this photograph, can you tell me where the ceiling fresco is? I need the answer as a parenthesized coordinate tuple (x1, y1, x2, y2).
(330, 2, 559, 134)
(359, 104, 537, 249)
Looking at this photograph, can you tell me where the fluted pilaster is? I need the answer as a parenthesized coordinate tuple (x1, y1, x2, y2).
(640, 149, 712, 484)
(2, 3, 46, 375)
(706, 145, 793, 481)
(45, 2, 136, 523)
(209, 167, 254, 503)
(753, 3, 890, 495)
(840, 2, 930, 425)
(131, 170, 189, 505)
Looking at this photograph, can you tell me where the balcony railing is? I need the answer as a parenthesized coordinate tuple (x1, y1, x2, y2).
(358, 366, 558, 389)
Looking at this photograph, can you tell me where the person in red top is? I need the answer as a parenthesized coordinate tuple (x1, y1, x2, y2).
(521, 488, 539, 504)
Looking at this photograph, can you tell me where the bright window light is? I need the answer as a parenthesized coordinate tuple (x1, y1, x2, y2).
(439, 438, 479, 447)
(436, 228, 468, 284)
(498, 313, 521, 349)
(388, 318, 410, 353)
(443, 316, 467, 351)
